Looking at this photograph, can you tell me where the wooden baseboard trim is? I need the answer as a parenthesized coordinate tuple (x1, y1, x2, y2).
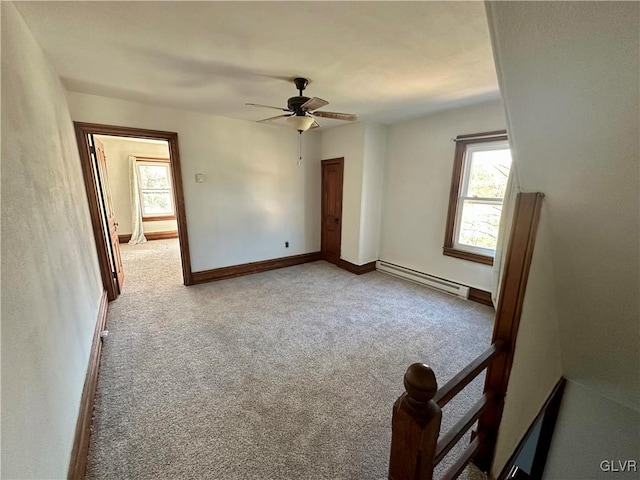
(68, 290, 108, 480)
(118, 230, 178, 243)
(336, 259, 377, 275)
(192, 252, 322, 284)
(468, 287, 494, 308)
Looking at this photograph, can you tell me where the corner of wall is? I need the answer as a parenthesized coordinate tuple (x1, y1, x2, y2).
(358, 122, 387, 264)
(491, 208, 564, 476)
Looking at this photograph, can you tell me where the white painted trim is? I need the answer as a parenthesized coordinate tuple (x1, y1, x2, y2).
(376, 260, 470, 299)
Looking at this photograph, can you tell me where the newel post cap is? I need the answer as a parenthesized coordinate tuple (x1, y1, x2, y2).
(404, 363, 438, 403)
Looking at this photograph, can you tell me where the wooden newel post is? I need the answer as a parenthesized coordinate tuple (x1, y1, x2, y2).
(389, 363, 442, 480)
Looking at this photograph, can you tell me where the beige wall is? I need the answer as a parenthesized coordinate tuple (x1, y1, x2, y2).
(1, 3, 103, 477)
(379, 100, 507, 291)
(95, 135, 178, 235)
(487, 1, 639, 475)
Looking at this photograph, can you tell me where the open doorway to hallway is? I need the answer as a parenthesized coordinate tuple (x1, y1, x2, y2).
(94, 135, 182, 295)
(74, 123, 193, 301)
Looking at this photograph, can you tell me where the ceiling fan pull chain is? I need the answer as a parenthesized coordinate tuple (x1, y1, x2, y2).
(298, 131, 302, 166)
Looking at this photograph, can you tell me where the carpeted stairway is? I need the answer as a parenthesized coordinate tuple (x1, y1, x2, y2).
(86, 239, 492, 479)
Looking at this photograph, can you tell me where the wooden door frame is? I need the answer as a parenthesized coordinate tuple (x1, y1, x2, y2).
(74, 122, 193, 300)
(320, 157, 344, 265)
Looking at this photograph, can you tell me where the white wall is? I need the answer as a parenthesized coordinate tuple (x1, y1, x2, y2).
(321, 122, 367, 264)
(321, 122, 386, 266)
(67, 93, 322, 272)
(487, 1, 639, 475)
(95, 135, 178, 235)
(493, 210, 564, 471)
(1, 3, 104, 477)
(380, 100, 507, 291)
(359, 123, 386, 264)
(543, 380, 640, 480)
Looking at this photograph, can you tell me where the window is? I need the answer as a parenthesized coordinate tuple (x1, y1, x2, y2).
(443, 131, 512, 265)
(136, 160, 175, 221)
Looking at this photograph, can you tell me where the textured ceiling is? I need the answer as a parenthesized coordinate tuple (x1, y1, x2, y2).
(15, 1, 500, 128)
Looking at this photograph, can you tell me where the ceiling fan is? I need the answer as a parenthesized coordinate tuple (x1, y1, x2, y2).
(246, 77, 357, 132)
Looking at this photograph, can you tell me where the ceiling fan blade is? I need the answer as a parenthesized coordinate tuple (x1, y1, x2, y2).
(301, 97, 329, 112)
(311, 111, 357, 122)
(246, 103, 291, 112)
(257, 114, 292, 123)
(310, 119, 321, 129)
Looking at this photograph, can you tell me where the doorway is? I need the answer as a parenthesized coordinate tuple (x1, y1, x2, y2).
(74, 123, 192, 301)
(321, 157, 344, 265)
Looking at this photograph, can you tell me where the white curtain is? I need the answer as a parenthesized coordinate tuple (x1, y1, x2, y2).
(128, 155, 147, 245)
(491, 161, 521, 307)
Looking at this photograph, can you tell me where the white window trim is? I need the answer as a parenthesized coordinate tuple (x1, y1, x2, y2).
(452, 140, 511, 258)
(136, 160, 175, 218)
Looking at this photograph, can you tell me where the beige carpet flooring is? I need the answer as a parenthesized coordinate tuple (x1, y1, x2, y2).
(86, 239, 492, 479)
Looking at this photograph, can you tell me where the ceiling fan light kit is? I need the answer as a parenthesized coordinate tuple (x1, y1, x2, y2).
(286, 115, 315, 132)
(246, 77, 357, 133)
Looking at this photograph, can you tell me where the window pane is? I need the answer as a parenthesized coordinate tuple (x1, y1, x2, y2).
(139, 164, 170, 189)
(457, 200, 502, 250)
(141, 191, 173, 215)
(466, 148, 512, 199)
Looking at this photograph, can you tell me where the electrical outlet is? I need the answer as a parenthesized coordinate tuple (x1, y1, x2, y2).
(285, 241, 289, 248)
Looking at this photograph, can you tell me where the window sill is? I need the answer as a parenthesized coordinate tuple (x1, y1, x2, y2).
(443, 246, 494, 266)
(143, 215, 176, 222)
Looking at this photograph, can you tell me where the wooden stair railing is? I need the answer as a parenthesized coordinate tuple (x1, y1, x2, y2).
(389, 341, 506, 480)
(389, 192, 544, 480)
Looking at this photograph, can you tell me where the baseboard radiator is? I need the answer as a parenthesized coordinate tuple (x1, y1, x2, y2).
(376, 260, 470, 299)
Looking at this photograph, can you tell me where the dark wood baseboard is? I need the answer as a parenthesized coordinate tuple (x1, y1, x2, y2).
(336, 259, 377, 275)
(192, 252, 322, 284)
(68, 290, 108, 480)
(118, 230, 178, 243)
(468, 287, 494, 308)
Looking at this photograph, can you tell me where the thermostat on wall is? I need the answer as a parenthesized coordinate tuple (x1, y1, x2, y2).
(195, 174, 205, 183)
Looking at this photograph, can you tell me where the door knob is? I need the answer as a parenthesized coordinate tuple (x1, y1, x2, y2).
(334, 217, 340, 224)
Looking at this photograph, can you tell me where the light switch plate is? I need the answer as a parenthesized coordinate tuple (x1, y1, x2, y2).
(195, 174, 205, 183)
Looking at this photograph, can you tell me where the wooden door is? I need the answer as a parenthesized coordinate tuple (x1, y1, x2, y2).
(93, 137, 124, 294)
(321, 158, 344, 265)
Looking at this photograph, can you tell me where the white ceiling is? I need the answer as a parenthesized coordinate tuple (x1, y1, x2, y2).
(15, 1, 500, 128)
